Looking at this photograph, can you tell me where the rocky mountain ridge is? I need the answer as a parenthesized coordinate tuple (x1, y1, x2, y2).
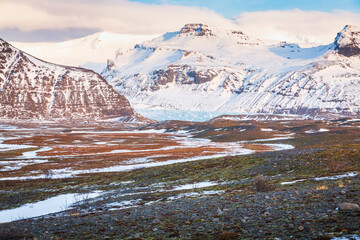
(334, 25, 360, 57)
(0, 38, 144, 122)
(102, 24, 360, 118)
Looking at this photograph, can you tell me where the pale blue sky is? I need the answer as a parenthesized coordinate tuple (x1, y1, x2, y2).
(130, 0, 360, 17)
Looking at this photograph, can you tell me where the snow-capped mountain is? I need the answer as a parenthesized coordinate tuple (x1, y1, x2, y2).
(0, 38, 144, 121)
(334, 25, 360, 57)
(102, 24, 360, 118)
(11, 32, 158, 73)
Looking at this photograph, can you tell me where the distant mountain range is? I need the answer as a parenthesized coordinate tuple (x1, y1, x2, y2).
(0, 38, 145, 122)
(102, 24, 360, 118)
(0, 24, 359, 122)
(11, 32, 157, 73)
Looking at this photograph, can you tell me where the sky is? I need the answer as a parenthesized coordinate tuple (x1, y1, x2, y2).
(0, 0, 360, 45)
(131, 0, 360, 17)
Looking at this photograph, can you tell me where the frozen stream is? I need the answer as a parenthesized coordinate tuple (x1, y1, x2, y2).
(0, 140, 35, 152)
(0, 191, 101, 223)
(0, 145, 53, 172)
(21, 146, 52, 159)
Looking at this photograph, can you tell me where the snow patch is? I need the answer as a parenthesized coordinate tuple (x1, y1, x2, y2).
(172, 181, 218, 191)
(331, 235, 360, 240)
(261, 128, 274, 132)
(21, 146, 52, 159)
(263, 143, 295, 151)
(167, 190, 225, 201)
(306, 128, 329, 133)
(107, 199, 142, 211)
(281, 171, 359, 185)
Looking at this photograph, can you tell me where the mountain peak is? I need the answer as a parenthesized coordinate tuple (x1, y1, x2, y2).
(343, 25, 360, 31)
(334, 24, 360, 57)
(179, 23, 215, 37)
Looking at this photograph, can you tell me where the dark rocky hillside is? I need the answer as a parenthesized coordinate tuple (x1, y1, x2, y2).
(0, 38, 144, 122)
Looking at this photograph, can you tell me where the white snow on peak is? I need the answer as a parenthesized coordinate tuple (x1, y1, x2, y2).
(334, 25, 360, 47)
(133, 23, 264, 63)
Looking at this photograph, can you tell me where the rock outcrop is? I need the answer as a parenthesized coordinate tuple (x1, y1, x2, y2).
(179, 23, 215, 37)
(334, 25, 360, 57)
(338, 202, 360, 211)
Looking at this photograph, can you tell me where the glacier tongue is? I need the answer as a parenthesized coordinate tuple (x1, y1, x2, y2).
(134, 108, 235, 122)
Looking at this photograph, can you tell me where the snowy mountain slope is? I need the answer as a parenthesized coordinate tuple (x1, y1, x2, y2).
(102, 24, 360, 117)
(10, 32, 158, 73)
(0, 38, 145, 121)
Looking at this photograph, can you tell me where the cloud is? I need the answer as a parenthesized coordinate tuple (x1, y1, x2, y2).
(0, 27, 100, 42)
(1, 0, 359, 45)
(233, 9, 360, 45)
(0, 0, 237, 35)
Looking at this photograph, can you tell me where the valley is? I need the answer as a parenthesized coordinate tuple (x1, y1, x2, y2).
(0, 118, 359, 239)
(0, 13, 359, 240)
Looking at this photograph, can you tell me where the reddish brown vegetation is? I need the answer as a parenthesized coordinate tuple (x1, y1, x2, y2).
(255, 175, 275, 192)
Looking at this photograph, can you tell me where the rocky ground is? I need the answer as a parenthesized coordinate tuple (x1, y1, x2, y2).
(0, 119, 359, 239)
(2, 176, 360, 240)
